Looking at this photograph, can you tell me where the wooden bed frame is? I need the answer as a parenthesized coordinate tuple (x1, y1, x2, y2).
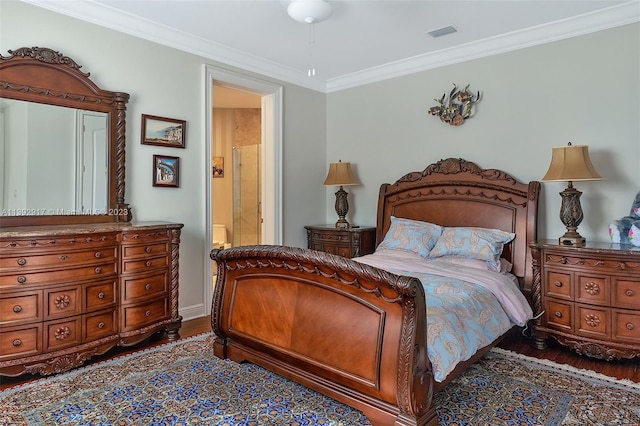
(210, 158, 540, 426)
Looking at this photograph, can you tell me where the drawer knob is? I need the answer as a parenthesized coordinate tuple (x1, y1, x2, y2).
(145, 261, 152, 267)
(98, 322, 105, 329)
(94, 251, 102, 258)
(54, 295, 71, 309)
(17, 275, 26, 284)
(95, 267, 102, 274)
(54, 326, 71, 341)
(17, 258, 27, 266)
(58, 255, 69, 260)
(145, 283, 152, 290)
(554, 311, 563, 318)
(98, 292, 105, 299)
(12, 339, 22, 347)
(627, 322, 635, 331)
(554, 281, 563, 288)
(13, 305, 22, 313)
(626, 289, 635, 297)
(145, 247, 152, 253)
(145, 310, 151, 317)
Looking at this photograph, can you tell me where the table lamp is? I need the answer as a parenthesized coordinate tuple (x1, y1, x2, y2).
(541, 142, 603, 246)
(323, 160, 360, 229)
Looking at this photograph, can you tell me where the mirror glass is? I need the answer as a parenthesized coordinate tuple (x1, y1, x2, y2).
(0, 98, 108, 216)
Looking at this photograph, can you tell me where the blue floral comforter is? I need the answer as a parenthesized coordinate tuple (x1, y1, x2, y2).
(355, 253, 533, 382)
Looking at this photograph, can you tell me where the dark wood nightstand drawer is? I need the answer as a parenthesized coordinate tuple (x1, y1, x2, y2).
(612, 278, 640, 309)
(545, 270, 572, 299)
(545, 299, 572, 331)
(575, 303, 609, 339)
(576, 274, 609, 305)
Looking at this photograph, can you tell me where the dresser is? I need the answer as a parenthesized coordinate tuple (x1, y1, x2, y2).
(304, 225, 376, 258)
(0, 221, 183, 376)
(530, 240, 640, 360)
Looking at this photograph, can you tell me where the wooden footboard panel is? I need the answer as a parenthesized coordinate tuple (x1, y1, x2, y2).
(211, 246, 437, 426)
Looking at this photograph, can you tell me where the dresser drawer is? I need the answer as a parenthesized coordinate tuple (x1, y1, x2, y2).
(84, 280, 118, 311)
(613, 309, 640, 343)
(121, 271, 168, 303)
(122, 242, 169, 259)
(612, 277, 640, 310)
(544, 270, 572, 299)
(120, 298, 168, 332)
(0, 290, 42, 325)
(44, 317, 81, 352)
(576, 273, 609, 305)
(45, 286, 81, 320)
(122, 256, 168, 274)
(0, 262, 118, 288)
(575, 304, 610, 339)
(544, 299, 572, 331)
(121, 229, 170, 244)
(0, 323, 42, 361)
(0, 246, 118, 273)
(0, 233, 119, 255)
(83, 308, 118, 342)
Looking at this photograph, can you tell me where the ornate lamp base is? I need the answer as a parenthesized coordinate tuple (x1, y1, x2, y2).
(558, 182, 585, 247)
(334, 186, 350, 229)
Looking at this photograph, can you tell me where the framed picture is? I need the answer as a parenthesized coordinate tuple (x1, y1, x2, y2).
(142, 114, 186, 148)
(153, 155, 180, 188)
(212, 156, 224, 178)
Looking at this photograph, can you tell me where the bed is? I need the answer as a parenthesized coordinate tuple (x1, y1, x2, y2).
(210, 157, 540, 426)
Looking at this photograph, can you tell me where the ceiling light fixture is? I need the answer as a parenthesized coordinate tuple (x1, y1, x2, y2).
(287, 0, 331, 24)
(287, 0, 331, 77)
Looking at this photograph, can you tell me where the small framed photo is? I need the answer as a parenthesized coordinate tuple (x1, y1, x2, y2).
(212, 156, 224, 178)
(142, 114, 186, 148)
(153, 155, 180, 188)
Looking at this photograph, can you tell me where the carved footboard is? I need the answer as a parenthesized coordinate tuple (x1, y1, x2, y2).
(211, 245, 437, 426)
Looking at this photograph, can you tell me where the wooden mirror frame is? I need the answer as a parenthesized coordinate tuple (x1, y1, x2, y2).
(0, 46, 130, 227)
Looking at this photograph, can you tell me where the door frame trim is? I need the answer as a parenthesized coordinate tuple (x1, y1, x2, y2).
(203, 65, 283, 315)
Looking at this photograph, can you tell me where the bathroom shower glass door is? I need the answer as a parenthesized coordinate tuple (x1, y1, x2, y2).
(232, 145, 261, 246)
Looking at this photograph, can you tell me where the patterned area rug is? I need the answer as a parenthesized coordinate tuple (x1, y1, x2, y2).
(1, 333, 638, 425)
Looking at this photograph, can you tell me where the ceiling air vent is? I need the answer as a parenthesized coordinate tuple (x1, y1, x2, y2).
(427, 25, 457, 38)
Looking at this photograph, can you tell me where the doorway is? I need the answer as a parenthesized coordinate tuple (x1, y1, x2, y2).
(211, 86, 262, 248)
(203, 65, 283, 316)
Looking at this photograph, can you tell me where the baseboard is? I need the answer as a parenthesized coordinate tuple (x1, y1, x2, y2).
(179, 303, 206, 322)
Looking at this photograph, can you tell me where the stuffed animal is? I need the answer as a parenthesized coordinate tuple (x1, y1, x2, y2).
(609, 191, 640, 246)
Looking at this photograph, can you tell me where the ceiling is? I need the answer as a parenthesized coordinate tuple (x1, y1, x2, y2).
(24, 0, 639, 93)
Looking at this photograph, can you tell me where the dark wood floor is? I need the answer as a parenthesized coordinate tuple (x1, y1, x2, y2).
(1, 316, 637, 391)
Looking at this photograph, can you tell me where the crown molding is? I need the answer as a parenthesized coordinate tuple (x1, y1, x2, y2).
(326, 1, 640, 92)
(22, 0, 639, 94)
(21, 0, 328, 92)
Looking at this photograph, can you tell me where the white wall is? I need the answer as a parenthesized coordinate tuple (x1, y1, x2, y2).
(327, 23, 639, 243)
(1, 1, 326, 319)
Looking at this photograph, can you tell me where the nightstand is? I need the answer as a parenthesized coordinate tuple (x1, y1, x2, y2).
(530, 240, 640, 360)
(304, 225, 376, 259)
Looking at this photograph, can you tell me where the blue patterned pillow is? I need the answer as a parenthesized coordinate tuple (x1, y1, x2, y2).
(376, 216, 443, 258)
(428, 227, 515, 270)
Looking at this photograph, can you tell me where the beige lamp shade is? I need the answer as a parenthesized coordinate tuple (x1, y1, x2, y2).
(541, 144, 602, 182)
(323, 161, 360, 186)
